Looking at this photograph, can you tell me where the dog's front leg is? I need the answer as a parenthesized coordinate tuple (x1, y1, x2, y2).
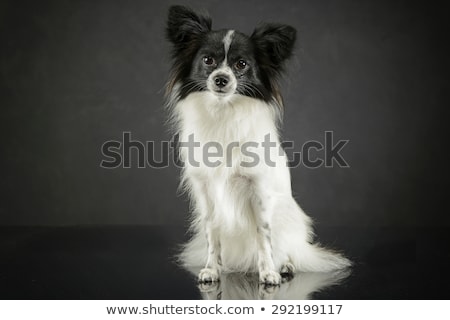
(252, 188, 281, 286)
(191, 179, 222, 283)
(198, 219, 222, 283)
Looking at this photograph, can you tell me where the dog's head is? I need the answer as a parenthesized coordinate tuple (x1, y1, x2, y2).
(166, 5, 296, 106)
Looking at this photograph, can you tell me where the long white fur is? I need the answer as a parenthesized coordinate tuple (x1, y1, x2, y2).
(169, 91, 350, 280)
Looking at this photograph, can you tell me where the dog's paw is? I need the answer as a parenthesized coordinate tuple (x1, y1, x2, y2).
(198, 268, 220, 283)
(280, 262, 295, 282)
(280, 262, 295, 275)
(198, 280, 220, 295)
(259, 282, 280, 299)
(259, 270, 281, 286)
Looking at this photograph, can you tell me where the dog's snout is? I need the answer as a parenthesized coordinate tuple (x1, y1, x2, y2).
(214, 75, 229, 88)
(208, 70, 235, 95)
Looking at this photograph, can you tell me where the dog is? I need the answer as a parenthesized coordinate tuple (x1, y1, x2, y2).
(165, 5, 351, 286)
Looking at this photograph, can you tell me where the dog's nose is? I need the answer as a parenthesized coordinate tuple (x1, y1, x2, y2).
(214, 75, 229, 88)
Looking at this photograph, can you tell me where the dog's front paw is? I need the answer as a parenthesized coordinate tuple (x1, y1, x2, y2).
(259, 281, 280, 299)
(280, 262, 295, 275)
(198, 268, 220, 283)
(280, 262, 295, 282)
(259, 270, 281, 286)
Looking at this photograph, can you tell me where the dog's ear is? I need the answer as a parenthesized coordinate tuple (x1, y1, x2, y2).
(166, 5, 211, 47)
(251, 23, 296, 67)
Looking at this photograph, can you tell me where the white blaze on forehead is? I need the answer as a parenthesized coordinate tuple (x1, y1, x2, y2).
(222, 30, 235, 66)
(208, 30, 237, 96)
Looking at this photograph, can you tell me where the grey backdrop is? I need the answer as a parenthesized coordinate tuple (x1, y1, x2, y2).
(0, 0, 447, 227)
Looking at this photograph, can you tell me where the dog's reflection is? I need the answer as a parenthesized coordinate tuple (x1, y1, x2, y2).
(187, 268, 351, 300)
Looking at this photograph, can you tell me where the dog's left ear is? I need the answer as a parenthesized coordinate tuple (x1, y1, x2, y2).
(166, 5, 211, 48)
(251, 23, 296, 67)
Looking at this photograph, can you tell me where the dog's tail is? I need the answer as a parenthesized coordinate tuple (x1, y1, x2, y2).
(292, 243, 352, 273)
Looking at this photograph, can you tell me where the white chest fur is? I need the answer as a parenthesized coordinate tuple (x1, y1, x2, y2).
(175, 92, 290, 182)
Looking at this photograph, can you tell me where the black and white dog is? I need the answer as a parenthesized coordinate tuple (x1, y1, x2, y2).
(165, 5, 350, 285)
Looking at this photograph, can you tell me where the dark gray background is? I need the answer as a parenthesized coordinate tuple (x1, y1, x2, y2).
(1, 0, 447, 227)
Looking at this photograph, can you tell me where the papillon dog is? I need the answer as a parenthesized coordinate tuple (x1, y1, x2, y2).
(165, 5, 351, 286)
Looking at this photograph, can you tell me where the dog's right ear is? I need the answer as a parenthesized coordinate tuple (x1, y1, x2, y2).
(166, 5, 211, 48)
(251, 23, 296, 68)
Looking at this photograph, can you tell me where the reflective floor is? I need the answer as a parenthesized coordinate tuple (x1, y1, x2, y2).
(0, 226, 448, 299)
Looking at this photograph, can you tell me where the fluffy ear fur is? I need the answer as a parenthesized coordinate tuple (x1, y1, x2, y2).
(250, 23, 296, 107)
(165, 6, 212, 94)
(166, 5, 211, 52)
(251, 23, 296, 68)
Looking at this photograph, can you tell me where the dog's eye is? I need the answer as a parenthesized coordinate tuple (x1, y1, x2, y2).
(235, 59, 247, 70)
(203, 56, 215, 66)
